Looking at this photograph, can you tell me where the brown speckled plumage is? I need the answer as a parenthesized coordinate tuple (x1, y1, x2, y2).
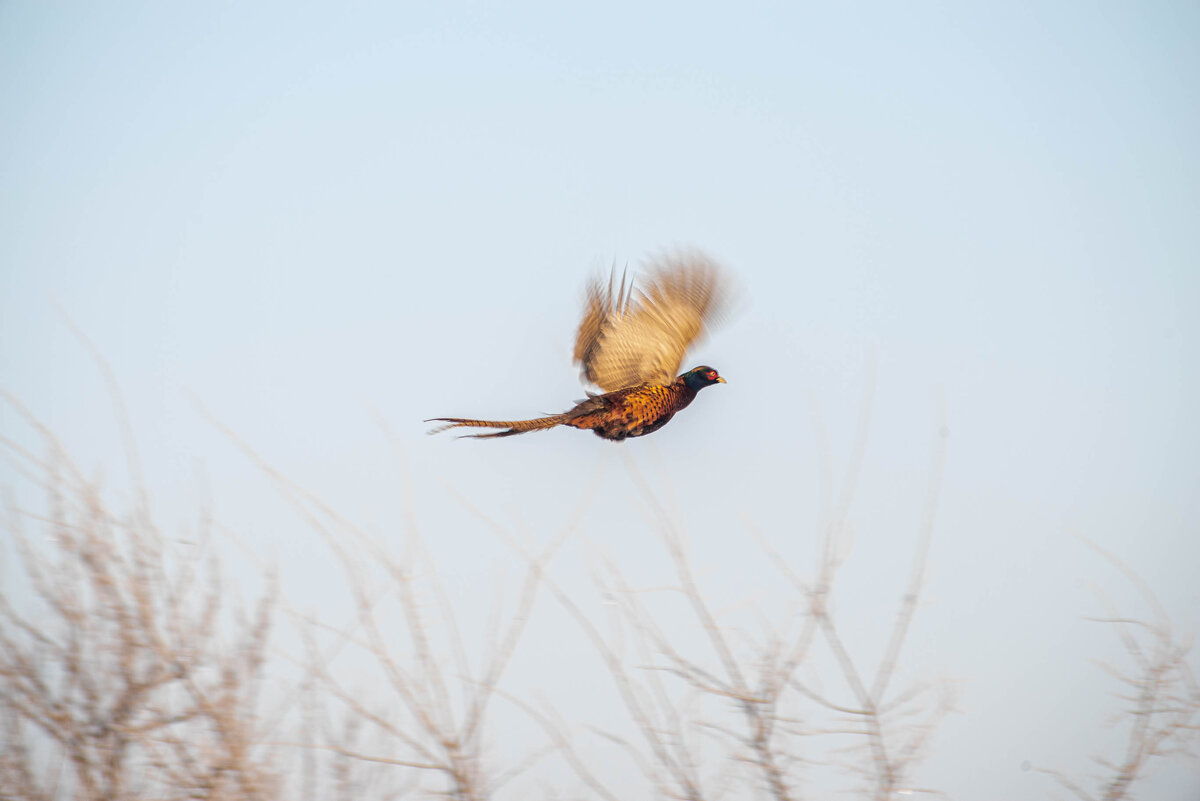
(427, 252, 730, 441)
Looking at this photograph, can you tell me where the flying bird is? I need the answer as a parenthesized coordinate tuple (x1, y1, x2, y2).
(427, 252, 730, 441)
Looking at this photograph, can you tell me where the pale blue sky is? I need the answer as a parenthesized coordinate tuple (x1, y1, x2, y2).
(3, 2, 1198, 798)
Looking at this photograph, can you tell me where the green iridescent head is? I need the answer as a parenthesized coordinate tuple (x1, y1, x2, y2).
(681, 365, 726, 391)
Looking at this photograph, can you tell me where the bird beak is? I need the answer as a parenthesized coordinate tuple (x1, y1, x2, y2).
(716, 376, 726, 383)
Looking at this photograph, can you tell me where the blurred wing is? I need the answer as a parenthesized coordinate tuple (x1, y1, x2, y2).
(573, 251, 728, 391)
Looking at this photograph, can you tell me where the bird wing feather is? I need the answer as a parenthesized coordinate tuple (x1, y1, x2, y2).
(573, 252, 728, 391)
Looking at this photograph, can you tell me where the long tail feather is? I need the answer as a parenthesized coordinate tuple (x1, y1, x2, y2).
(425, 414, 568, 439)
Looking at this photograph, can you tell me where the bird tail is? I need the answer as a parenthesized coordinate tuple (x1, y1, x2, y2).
(425, 414, 569, 439)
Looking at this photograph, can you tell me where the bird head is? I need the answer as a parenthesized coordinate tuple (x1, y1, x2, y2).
(681, 365, 726, 391)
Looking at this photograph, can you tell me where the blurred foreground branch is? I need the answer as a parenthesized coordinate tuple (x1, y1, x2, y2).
(211, 415, 572, 801)
(1042, 540, 1200, 801)
(491, 374, 957, 800)
(0, 393, 278, 801)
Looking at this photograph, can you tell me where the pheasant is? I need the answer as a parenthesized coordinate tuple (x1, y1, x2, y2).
(427, 252, 729, 441)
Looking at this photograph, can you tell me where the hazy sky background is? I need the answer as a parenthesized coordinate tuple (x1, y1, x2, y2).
(2, 2, 1198, 798)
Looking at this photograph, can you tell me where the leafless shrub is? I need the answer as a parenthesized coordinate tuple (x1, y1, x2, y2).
(788, 387, 955, 800)
(1041, 540, 1200, 801)
(0, 393, 278, 801)
(210, 417, 570, 801)
(490, 374, 956, 800)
